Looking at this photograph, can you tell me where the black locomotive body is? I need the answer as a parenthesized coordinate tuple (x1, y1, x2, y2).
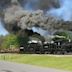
(19, 39, 72, 54)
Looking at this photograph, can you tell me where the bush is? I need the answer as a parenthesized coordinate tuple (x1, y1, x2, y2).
(1, 34, 19, 50)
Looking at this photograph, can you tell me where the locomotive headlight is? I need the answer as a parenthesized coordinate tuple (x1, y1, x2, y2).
(51, 41, 54, 44)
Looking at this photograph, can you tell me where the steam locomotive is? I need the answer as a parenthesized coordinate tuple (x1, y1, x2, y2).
(20, 39, 72, 54)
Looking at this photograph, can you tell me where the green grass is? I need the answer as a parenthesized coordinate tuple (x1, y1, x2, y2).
(0, 54, 72, 71)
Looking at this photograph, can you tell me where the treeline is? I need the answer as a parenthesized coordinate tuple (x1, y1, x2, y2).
(0, 34, 29, 53)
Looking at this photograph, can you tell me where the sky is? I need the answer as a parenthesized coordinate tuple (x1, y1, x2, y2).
(0, 0, 72, 35)
(0, 20, 8, 36)
(32, 27, 49, 36)
(48, 0, 72, 21)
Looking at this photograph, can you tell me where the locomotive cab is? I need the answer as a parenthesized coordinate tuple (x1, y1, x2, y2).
(27, 40, 43, 54)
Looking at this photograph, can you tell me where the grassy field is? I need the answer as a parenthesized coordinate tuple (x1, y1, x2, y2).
(0, 54, 72, 71)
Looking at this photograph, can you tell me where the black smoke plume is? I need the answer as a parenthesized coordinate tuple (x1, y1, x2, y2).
(0, 0, 72, 37)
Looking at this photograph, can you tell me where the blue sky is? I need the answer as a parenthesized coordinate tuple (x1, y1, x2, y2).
(0, 20, 8, 36)
(48, 0, 72, 21)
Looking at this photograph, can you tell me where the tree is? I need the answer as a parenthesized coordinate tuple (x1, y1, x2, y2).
(54, 31, 68, 38)
(1, 34, 19, 49)
(18, 36, 29, 46)
(0, 35, 4, 50)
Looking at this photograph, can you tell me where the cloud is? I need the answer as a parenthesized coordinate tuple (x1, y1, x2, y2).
(47, 0, 72, 21)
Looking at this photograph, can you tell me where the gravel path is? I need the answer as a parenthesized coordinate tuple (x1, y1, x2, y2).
(0, 61, 70, 72)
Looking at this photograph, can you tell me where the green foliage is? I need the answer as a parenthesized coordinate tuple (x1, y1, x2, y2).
(1, 34, 19, 49)
(18, 36, 29, 47)
(0, 33, 29, 50)
(54, 31, 72, 40)
(0, 54, 72, 71)
(0, 35, 4, 49)
(54, 31, 68, 38)
(52, 36, 68, 42)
